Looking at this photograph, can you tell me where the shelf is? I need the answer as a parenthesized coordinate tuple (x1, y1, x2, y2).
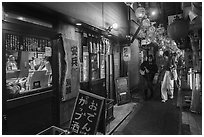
(7, 87, 53, 109)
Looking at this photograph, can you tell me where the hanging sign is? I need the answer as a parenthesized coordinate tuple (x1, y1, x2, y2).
(69, 90, 105, 135)
(123, 47, 131, 61)
(60, 38, 79, 102)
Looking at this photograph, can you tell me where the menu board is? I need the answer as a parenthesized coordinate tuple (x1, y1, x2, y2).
(115, 77, 131, 105)
(69, 90, 105, 135)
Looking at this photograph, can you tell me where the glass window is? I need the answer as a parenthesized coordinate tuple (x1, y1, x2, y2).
(5, 32, 52, 99)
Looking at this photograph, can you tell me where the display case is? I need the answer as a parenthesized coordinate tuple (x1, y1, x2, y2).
(5, 31, 53, 100)
(2, 14, 59, 134)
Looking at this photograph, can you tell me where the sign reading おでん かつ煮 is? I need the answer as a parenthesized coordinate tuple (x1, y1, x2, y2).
(69, 90, 105, 135)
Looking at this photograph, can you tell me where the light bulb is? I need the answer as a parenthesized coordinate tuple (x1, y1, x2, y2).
(76, 23, 82, 26)
(112, 23, 118, 29)
(151, 11, 156, 16)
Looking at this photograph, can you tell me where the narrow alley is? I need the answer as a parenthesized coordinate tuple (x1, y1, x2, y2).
(2, 2, 202, 135)
(113, 93, 180, 135)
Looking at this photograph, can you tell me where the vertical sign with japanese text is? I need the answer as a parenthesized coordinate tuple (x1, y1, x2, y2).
(69, 90, 105, 135)
(71, 45, 79, 70)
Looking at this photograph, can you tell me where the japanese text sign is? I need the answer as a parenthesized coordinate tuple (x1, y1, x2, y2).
(71, 45, 79, 69)
(69, 90, 105, 135)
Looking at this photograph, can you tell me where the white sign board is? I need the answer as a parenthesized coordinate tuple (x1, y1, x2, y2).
(123, 47, 131, 61)
(45, 47, 52, 57)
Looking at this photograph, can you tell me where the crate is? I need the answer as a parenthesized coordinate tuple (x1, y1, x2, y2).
(37, 126, 66, 135)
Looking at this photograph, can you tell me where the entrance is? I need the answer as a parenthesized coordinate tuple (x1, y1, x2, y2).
(80, 33, 114, 100)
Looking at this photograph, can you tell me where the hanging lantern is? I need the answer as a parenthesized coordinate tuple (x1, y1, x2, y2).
(158, 49, 164, 56)
(135, 7, 146, 19)
(142, 18, 150, 28)
(149, 26, 156, 33)
(156, 27, 165, 35)
(167, 18, 189, 41)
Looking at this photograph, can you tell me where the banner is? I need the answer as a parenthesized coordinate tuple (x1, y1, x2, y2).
(59, 37, 79, 101)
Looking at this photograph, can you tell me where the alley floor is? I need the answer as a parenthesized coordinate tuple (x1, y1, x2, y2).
(111, 83, 182, 135)
(113, 97, 180, 135)
(111, 85, 202, 135)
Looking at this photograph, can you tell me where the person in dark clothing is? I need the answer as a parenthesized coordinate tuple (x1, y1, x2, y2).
(140, 54, 158, 100)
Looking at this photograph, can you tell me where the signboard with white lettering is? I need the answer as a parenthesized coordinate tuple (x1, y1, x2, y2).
(69, 90, 105, 135)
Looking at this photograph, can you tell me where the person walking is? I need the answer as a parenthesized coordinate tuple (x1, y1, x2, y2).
(159, 51, 176, 103)
(140, 54, 158, 100)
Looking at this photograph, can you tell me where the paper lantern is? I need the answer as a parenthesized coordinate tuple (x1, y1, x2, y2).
(149, 26, 156, 33)
(142, 18, 150, 28)
(135, 7, 146, 19)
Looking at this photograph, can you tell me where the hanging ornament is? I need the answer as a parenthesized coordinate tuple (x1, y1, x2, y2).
(158, 49, 164, 56)
(148, 26, 156, 33)
(137, 29, 146, 39)
(142, 18, 151, 28)
(135, 7, 146, 19)
(156, 26, 165, 35)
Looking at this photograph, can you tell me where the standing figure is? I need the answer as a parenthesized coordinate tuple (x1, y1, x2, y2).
(160, 51, 176, 103)
(140, 55, 158, 100)
(6, 55, 18, 71)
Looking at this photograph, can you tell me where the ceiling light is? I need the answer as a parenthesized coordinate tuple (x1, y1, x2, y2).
(112, 23, 118, 29)
(149, 8, 159, 19)
(151, 11, 156, 16)
(17, 17, 24, 20)
(76, 23, 82, 26)
(106, 23, 118, 32)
